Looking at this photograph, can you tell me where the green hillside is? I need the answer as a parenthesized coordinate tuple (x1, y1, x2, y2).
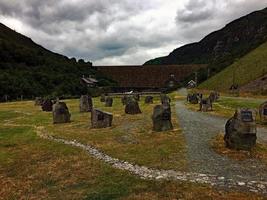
(0, 23, 116, 100)
(199, 41, 267, 91)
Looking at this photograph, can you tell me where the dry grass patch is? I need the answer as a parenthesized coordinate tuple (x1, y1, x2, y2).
(211, 134, 267, 165)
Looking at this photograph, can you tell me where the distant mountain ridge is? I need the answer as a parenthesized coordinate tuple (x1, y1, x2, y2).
(0, 23, 115, 100)
(144, 7, 267, 81)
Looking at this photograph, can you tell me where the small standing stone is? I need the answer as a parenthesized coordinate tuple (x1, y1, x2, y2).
(152, 104, 173, 132)
(80, 95, 93, 112)
(53, 102, 71, 124)
(105, 97, 113, 107)
(41, 99, 53, 112)
(125, 98, 142, 114)
(100, 94, 106, 102)
(145, 96, 153, 104)
(34, 97, 43, 106)
(91, 109, 113, 128)
(160, 94, 171, 104)
(224, 108, 257, 150)
(199, 98, 213, 112)
(209, 91, 220, 102)
(187, 93, 199, 104)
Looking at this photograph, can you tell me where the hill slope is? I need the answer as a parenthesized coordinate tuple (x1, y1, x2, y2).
(198, 41, 267, 91)
(144, 7, 267, 82)
(0, 23, 115, 100)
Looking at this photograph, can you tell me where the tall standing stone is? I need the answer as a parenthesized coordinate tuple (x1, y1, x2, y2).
(259, 101, 267, 123)
(91, 109, 113, 128)
(125, 98, 142, 115)
(80, 95, 93, 112)
(42, 99, 53, 112)
(105, 97, 113, 107)
(224, 109, 257, 150)
(152, 104, 173, 132)
(199, 98, 213, 112)
(53, 102, 71, 124)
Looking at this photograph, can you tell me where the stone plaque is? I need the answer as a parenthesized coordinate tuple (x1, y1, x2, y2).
(241, 111, 253, 122)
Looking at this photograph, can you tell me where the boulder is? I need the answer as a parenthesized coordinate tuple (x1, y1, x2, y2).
(160, 94, 171, 104)
(145, 96, 153, 104)
(80, 95, 93, 112)
(105, 97, 113, 107)
(41, 99, 53, 112)
(34, 97, 43, 106)
(100, 94, 106, 102)
(199, 98, 213, 112)
(125, 98, 142, 114)
(224, 108, 257, 150)
(52, 102, 71, 124)
(152, 104, 173, 132)
(259, 101, 267, 123)
(91, 109, 113, 128)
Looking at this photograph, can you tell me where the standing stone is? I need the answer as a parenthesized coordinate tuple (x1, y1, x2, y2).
(80, 95, 93, 112)
(41, 99, 53, 112)
(91, 109, 113, 128)
(125, 98, 142, 114)
(187, 93, 199, 104)
(259, 101, 267, 123)
(105, 97, 113, 107)
(224, 109, 257, 150)
(145, 96, 153, 104)
(199, 98, 213, 112)
(52, 102, 71, 124)
(34, 97, 43, 106)
(133, 93, 140, 101)
(121, 95, 127, 105)
(100, 94, 106, 102)
(160, 94, 171, 104)
(152, 104, 173, 132)
(209, 91, 220, 102)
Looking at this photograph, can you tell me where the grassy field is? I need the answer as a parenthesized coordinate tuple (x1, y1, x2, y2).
(0, 95, 266, 199)
(199, 41, 267, 91)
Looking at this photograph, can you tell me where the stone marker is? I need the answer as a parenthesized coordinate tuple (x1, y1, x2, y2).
(224, 108, 257, 150)
(187, 93, 199, 104)
(35, 97, 43, 106)
(52, 102, 71, 124)
(133, 93, 140, 101)
(259, 101, 267, 123)
(209, 91, 220, 102)
(42, 99, 53, 112)
(199, 98, 213, 112)
(152, 104, 173, 132)
(80, 95, 93, 112)
(100, 94, 106, 102)
(91, 109, 113, 128)
(145, 96, 153, 104)
(121, 95, 128, 105)
(160, 94, 171, 104)
(105, 97, 113, 107)
(125, 98, 142, 114)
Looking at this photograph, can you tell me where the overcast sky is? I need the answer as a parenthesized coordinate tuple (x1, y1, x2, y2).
(0, 0, 266, 65)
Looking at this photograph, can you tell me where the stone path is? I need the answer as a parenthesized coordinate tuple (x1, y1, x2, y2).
(176, 89, 267, 183)
(36, 126, 267, 195)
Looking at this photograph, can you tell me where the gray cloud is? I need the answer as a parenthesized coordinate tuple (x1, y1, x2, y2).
(0, 0, 266, 64)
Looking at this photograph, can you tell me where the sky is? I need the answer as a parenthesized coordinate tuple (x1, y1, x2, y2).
(0, 0, 266, 65)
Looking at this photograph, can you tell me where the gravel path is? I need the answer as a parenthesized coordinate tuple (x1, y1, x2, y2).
(176, 89, 267, 182)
